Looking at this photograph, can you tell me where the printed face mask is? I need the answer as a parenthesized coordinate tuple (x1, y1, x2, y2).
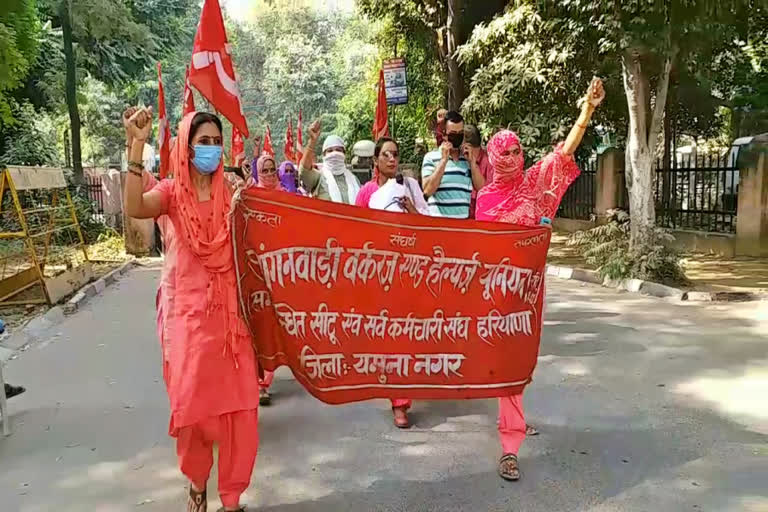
(487, 130, 525, 183)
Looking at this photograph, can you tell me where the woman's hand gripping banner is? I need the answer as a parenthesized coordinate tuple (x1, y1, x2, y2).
(233, 188, 551, 404)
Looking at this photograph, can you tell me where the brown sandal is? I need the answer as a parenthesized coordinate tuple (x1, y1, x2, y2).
(526, 424, 540, 436)
(188, 486, 207, 512)
(498, 453, 521, 481)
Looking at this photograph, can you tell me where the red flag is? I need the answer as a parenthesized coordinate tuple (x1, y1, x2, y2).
(188, 0, 249, 137)
(295, 110, 304, 162)
(231, 126, 245, 167)
(263, 125, 275, 158)
(373, 69, 389, 141)
(284, 118, 295, 162)
(157, 62, 172, 179)
(182, 65, 196, 116)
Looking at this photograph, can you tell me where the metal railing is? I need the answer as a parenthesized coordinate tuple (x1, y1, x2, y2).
(654, 154, 738, 233)
(557, 158, 597, 220)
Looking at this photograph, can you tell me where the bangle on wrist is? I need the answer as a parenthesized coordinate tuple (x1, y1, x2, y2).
(128, 168, 143, 177)
(128, 160, 144, 169)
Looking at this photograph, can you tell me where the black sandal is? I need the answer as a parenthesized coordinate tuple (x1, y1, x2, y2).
(4, 384, 25, 399)
(188, 487, 207, 512)
(498, 453, 521, 481)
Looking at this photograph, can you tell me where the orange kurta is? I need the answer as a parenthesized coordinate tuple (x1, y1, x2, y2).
(152, 179, 260, 435)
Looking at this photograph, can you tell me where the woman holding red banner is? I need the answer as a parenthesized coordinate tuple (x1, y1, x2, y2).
(476, 77, 605, 481)
(124, 107, 260, 512)
(355, 137, 430, 428)
(248, 153, 283, 406)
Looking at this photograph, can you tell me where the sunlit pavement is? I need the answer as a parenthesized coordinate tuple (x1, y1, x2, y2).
(1, 264, 766, 511)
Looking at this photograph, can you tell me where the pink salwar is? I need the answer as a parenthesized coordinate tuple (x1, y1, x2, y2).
(177, 409, 259, 509)
(259, 370, 274, 389)
(498, 395, 527, 454)
(476, 132, 582, 457)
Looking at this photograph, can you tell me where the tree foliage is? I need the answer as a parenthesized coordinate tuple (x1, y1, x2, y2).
(0, 0, 41, 125)
(458, 3, 625, 161)
(0, 100, 60, 167)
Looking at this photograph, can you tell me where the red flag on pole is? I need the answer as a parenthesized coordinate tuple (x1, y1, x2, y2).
(157, 62, 172, 179)
(284, 118, 295, 162)
(183, 65, 196, 116)
(295, 110, 304, 162)
(263, 125, 275, 158)
(188, 0, 249, 137)
(231, 126, 245, 167)
(373, 69, 389, 141)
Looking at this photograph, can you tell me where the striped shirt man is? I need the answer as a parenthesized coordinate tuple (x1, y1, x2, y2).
(421, 150, 472, 218)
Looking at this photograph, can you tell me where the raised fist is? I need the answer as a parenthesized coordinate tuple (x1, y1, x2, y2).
(125, 107, 153, 143)
(309, 120, 321, 143)
(587, 77, 605, 109)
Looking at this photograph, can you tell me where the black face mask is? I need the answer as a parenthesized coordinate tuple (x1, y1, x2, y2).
(447, 133, 464, 149)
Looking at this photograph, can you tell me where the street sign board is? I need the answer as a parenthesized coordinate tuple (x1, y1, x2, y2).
(383, 58, 408, 105)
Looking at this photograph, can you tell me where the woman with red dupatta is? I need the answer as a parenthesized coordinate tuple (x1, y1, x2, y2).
(476, 78, 605, 482)
(124, 107, 260, 512)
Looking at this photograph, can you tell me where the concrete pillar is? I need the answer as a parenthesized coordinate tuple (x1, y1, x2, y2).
(595, 148, 625, 218)
(735, 143, 768, 256)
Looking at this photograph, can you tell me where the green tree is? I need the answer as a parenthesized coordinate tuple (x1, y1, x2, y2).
(458, 3, 625, 161)
(458, 0, 761, 250)
(357, 0, 506, 110)
(0, 0, 41, 125)
(0, 99, 60, 166)
(224, 6, 373, 159)
(34, 0, 194, 182)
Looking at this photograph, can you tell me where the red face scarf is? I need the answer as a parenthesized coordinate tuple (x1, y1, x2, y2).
(169, 112, 248, 362)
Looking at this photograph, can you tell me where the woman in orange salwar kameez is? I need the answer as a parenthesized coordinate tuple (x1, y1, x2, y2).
(476, 78, 605, 481)
(124, 107, 260, 512)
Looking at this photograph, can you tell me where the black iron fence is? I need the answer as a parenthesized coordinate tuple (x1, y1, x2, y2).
(654, 155, 738, 233)
(557, 158, 597, 220)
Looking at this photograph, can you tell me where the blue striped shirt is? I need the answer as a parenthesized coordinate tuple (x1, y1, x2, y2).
(421, 150, 472, 219)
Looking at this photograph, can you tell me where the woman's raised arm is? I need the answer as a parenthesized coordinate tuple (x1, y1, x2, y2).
(562, 78, 605, 156)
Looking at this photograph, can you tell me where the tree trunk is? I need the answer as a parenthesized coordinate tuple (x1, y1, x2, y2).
(445, 0, 465, 111)
(61, 0, 83, 184)
(622, 48, 673, 248)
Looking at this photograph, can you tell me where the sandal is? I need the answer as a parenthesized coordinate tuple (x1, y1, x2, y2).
(187, 486, 207, 512)
(4, 384, 25, 399)
(259, 388, 271, 406)
(216, 508, 245, 512)
(498, 453, 521, 481)
(392, 406, 410, 429)
(526, 424, 539, 436)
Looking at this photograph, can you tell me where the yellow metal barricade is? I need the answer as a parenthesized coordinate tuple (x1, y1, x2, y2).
(0, 166, 91, 305)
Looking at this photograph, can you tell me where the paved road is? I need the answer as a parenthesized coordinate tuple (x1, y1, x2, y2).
(1, 264, 767, 511)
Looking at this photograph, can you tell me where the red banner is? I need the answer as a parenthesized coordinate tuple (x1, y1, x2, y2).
(233, 189, 550, 404)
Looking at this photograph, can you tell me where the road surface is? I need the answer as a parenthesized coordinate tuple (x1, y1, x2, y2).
(1, 263, 766, 511)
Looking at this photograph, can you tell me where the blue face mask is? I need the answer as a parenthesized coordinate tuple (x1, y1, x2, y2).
(190, 145, 222, 174)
